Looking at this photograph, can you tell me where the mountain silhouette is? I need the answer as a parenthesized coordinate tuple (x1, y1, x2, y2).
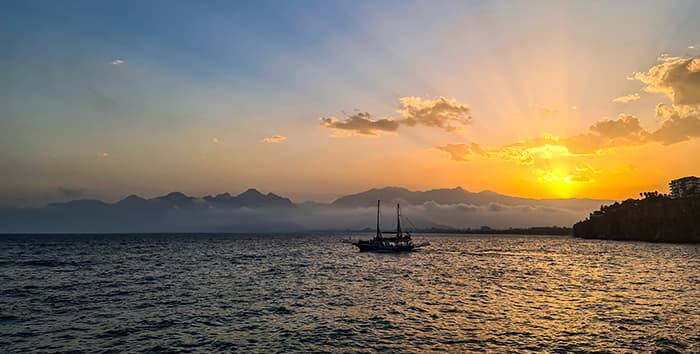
(0, 186, 612, 233)
(202, 189, 294, 208)
(232, 188, 294, 208)
(115, 194, 149, 208)
(332, 186, 610, 211)
(153, 192, 195, 209)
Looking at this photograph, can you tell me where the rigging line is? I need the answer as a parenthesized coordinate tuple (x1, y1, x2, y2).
(403, 215, 418, 231)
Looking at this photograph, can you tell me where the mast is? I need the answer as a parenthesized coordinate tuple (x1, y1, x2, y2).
(376, 200, 381, 239)
(396, 203, 402, 238)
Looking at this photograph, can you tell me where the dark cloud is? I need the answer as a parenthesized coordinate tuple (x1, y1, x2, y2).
(652, 103, 700, 144)
(399, 96, 471, 132)
(320, 112, 399, 136)
(589, 114, 646, 139)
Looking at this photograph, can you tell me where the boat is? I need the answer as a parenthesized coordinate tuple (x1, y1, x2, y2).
(352, 200, 429, 252)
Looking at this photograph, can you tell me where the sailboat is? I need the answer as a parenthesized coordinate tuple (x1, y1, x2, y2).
(352, 200, 429, 252)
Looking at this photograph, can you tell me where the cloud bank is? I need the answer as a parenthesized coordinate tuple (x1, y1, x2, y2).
(0, 197, 597, 232)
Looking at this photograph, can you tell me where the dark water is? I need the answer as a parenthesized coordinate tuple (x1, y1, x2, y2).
(0, 234, 698, 353)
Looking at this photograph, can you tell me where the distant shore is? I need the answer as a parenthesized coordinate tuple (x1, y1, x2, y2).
(0, 227, 573, 236)
(355, 226, 572, 236)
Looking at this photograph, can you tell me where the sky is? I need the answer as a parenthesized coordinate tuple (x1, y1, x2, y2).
(2, 0, 700, 206)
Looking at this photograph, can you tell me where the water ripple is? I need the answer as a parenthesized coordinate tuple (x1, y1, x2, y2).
(0, 234, 698, 352)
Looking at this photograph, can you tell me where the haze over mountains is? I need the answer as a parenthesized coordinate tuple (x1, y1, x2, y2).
(0, 187, 612, 233)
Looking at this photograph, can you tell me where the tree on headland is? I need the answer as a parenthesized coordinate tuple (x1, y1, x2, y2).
(574, 193, 700, 243)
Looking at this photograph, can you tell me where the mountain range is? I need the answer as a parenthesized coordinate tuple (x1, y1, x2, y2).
(0, 187, 613, 233)
(332, 186, 608, 210)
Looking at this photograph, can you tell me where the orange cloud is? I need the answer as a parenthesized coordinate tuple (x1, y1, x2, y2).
(261, 135, 287, 143)
(436, 143, 488, 162)
(612, 93, 640, 103)
(437, 114, 652, 165)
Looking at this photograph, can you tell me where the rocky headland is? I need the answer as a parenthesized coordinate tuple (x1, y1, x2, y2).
(573, 195, 700, 243)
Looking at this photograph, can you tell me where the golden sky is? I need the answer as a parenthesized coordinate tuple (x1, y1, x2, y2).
(2, 1, 700, 206)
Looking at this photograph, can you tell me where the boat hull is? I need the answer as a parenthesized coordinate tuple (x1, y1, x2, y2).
(355, 243, 415, 252)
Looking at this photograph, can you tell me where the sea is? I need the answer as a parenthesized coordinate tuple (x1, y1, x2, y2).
(0, 233, 698, 353)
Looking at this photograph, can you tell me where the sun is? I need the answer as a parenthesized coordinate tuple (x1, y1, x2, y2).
(536, 166, 579, 198)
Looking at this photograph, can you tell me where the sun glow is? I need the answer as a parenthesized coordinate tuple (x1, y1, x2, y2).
(535, 165, 590, 198)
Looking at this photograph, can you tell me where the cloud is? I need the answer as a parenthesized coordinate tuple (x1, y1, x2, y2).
(522, 114, 649, 155)
(57, 187, 83, 199)
(498, 137, 573, 164)
(320, 112, 399, 136)
(437, 104, 700, 169)
(575, 163, 601, 174)
(531, 104, 557, 114)
(433, 56, 700, 187)
(437, 103, 700, 167)
(212, 137, 220, 144)
(612, 93, 640, 103)
(398, 96, 471, 132)
(651, 103, 700, 144)
(111, 59, 125, 65)
(438, 114, 651, 166)
(437, 140, 561, 166)
(261, 135, 288, 143)
(320, 96, 471, 136)
(487, 202, 503, 212)
(634, 56, 700, 105)
(535, 168, 595, 184)
(588, 114, 647, 140)
(436, 143, 488, 162)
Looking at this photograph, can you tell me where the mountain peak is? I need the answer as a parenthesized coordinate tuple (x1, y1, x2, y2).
(116, 194, 147, 205)
(239, 188, 263, 197)
(163, 192, 188, 198)
(478, 189, 498, 195)
(154, 192, 194, 206)
(377, 186, 410, 192)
